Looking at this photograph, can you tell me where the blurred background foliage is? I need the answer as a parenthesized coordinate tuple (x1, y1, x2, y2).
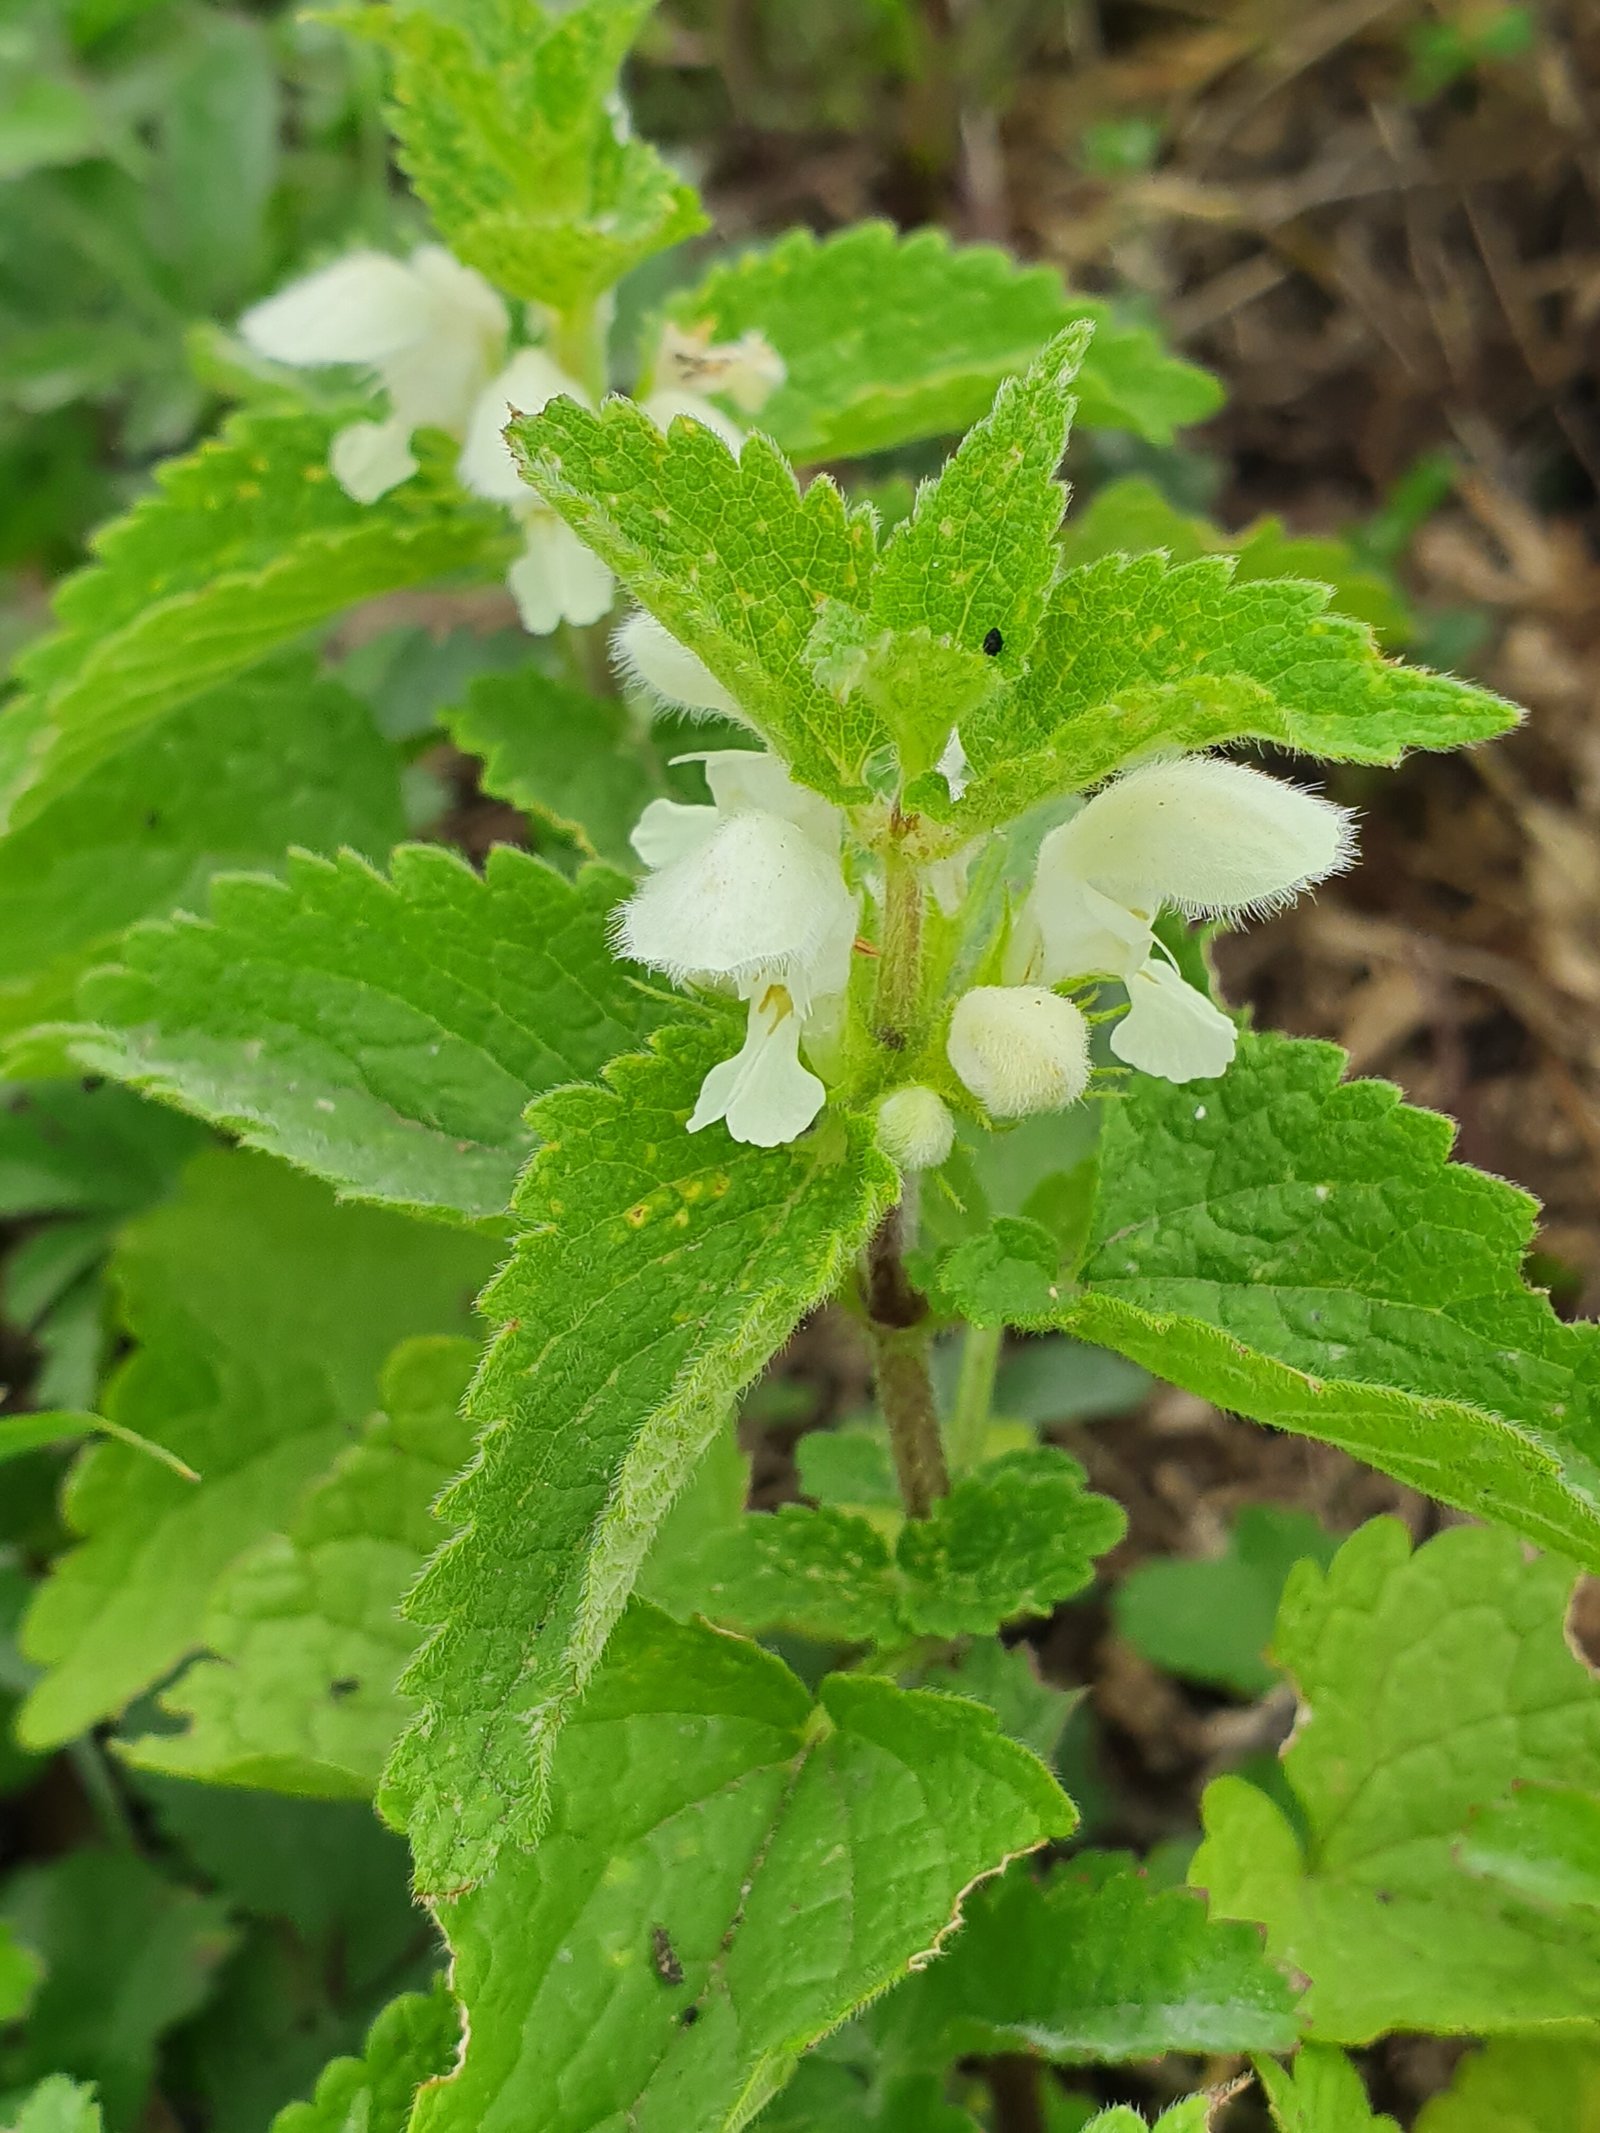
(1, 2, 1597, 2124)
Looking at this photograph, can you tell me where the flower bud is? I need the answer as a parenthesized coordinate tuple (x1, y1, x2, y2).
(947, 987, 1092, 1120)
(876, 1086, 956, 1171)
(1044, 756, 1356, 920)
(612, 610, 742, 721)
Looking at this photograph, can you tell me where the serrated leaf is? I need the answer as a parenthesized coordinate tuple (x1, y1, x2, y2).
(1254, 2046, 1400, 2133)
(18, 1151, 492, 1748)
(1114, 1506, 1340, 1700)
(1030, 1030, 1600, 1569)
(1083, 2101, 1218, 2133)
(382, 1026, 897, 1894)
(663, 224, 1220, 461)
(3, 2080, 103, 2133)
(443, 665, 657, 868)
(512, 395, 886, 799)
(269, 1980, 460, 2133)
(932, 554, 1517, 828)
(683, 1447, 1124, 1645)
(1190, 1519, 1600, 2040)
(124, 1336, 477, 1795)
(0, 407, 509, 830)
(350, 0, 705, 310)
(1414, 2038, 1600, 2133)
(0, 1851, 232, 2127)
(889, 1852, 1298, 2063)
(1059, 476, 1412, 645)
(0, 655, 405, 1038)
(410, 1601, 1070, 2132)
(872, 323, 1087, 674)
(69, 844, 670, 1226)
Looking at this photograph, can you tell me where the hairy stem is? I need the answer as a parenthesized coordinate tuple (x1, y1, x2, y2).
(864, 1205, 949, 1518)
(948, 1320, 1002, 1475)
(873, 841, 923, 1051)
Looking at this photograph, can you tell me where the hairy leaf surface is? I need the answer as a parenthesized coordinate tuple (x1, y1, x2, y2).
(512, 395, 885, 798)
(1033, 1033, 1600, 1567)
(19, 1152, 491, 1747)
(1191, 1520, 1600, 2039)
(936, 554, 1517, 826)
(71, 845, 668, 1225)
(412, 1604, 1069, 2131)
(662, 224, 1221, 460)
(125, 1338, 477, 1795)
(0, 408, 508, 829)
(0, 657, 404, 1038)
(383, 1027, 897, 1894)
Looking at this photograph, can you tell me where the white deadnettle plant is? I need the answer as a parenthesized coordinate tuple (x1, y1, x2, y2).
(612, 622, 1357, 1143)
(239, 248, 782, 633)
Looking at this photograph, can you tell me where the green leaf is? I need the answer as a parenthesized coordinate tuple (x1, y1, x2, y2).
(889, 1852, 1298, 2063)
(937, 554, 1518, 829)
(0, 407, 509, 830)
(18, 1151, 493, 1749)
(1458, 1781, 1600, 1912)
(682, 1448, 1124, 1644)
(926, 1639, 1079, 1768)
(0, 1923, 40, 2025)
(1414, 2038, 1600, 2133)
(124, 1337, 477, 1795)
(1059, 476, 1412, 645)
(871, 324, 1088, 675)
(443, 666, 657, 869)
(1114, 1506, 1340, 1699)
(383, 1026, 897, 1895)
(269, 1981, 460, 2133)
(662, 225, 1220, 462)
(1254, 2046, 1400, 2133)
(69, 844, 670, 1226)
(0, 1081, 206, 1220)
(410, 1602, 1070, 2131)
(1082, 2100, 1217, 2133)
(1042, 1030, 1600, 1569)
(0, 1851, 232, 2128)
(0, 655, 405, 1039)
(2, 2080, 103, 2133)
(512, 394, 886, 799)
(349, 0, 705, 311)
(1190, 1519, 1600, 2040)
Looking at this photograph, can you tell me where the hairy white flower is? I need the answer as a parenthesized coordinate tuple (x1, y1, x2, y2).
(458, 346, 614, 635)
(240, 247, 508, 503)
(612, 610, 744, 722)
(1041, 756, 1356, 923)
(1017, 754, 1357, 1084)
(947, 987, 1092, 1120)
(618, 751, 855, 1147)
(687, 979, 826, 1147)
(877, 1086, 956, 1172)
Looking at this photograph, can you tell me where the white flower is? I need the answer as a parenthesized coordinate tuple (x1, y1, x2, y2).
(240, 247, 508, 503)
(458, 346, 614, 635)
(640, 322, 786, 452)
(616, 751, 855, 1147)
(947, 987, 1092, 1120)
(612, 610, 745, 723)
(877, 1086, 956, 1171)
(1016, 755, 1356, 1084)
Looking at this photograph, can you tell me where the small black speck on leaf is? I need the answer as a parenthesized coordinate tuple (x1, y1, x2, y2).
(982, 627, 1003, 656)
(679, 2005, 700, 2027)
(650, 1923, 684, 1986)
(329, 1676, 361, 1700)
